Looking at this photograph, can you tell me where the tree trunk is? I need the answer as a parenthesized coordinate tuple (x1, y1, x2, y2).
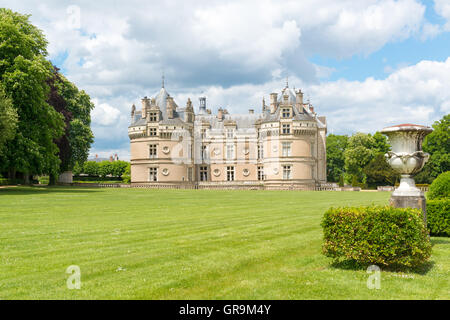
(8, 167, 16, 183)
(24, 172, 30, 185)
(49, 173, 57, 186)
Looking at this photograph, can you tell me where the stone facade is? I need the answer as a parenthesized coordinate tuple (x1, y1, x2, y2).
(128, 83, 327, 189)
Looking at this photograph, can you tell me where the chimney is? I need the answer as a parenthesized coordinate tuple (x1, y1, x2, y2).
(166, 96, 175, 119)
(249, 109, 254, 114)
(199, 97, 206, 114)
(141, 97, 150, 118)
(296, 90, 304, 112)
(131, 104, 136, 122)
(270, 93, 278, 114)
(185, 98, 194, 122)
(217, 107, 223, 121)
(262, 97, 266, 112)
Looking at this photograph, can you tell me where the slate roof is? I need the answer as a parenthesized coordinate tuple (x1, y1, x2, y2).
(130, 86, 324, 129)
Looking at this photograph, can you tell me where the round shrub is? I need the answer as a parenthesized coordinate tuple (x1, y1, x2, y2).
(428, 171, 450, 200)
(427, 199, 450, 236)
(321, 206, 432, 268)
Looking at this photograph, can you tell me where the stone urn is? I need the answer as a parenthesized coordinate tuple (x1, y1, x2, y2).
(381, 124, 433, 221)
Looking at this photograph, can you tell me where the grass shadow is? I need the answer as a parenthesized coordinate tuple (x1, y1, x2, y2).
(0, 186, 101, 195)
(330, 259, 435, 275)
(431, 238, 450, 245)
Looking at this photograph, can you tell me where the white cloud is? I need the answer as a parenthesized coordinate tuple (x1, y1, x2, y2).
(4, 0, 429, 93)
(91, 100, 121, 126)
(2, 0, 446, 158)
(170, 57, 450, 135)
(306, 0, 425, 57)
(307, 58, 450, 133)
(434, 0, 450, 31)
(420, 22, 442, 41)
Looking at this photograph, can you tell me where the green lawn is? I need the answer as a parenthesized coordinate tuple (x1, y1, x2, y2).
(0, 187, 448, 299)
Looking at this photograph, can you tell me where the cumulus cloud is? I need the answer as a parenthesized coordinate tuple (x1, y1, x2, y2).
(172, 58, 450, 136)
(4, 0, 430, 92)
(1, 0, 448, 160)
(420, 22, 442, 41)
(91, 100, 121, 126)
(306, 58, 450, 133)
(434, 0, 450, 31)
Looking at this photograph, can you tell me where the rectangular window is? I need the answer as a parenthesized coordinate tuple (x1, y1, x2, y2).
(257, 166, 265, 181)
(200, 166, 208, 181)
(149, 112, 157, 122)
(149, 167, 158, 182)
(149, 128, 157, 136)
(226, 145, 235, 160)
(282, 142, 291, 157)
(282, 124, 291, 134)
(227, 166, 235, 181)
(201, 145, 207, 162)
(226, 129, 234, 139)
(257, 144, 264, 159)
(149, 144, 157, 158)
(283, 165, 291, 180)
(187, 167, 193, 182)
(282, 108, 291, 118)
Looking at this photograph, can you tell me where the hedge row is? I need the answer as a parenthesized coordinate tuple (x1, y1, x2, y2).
(321, 206, 431, 268)
(427, 199, 450, 237)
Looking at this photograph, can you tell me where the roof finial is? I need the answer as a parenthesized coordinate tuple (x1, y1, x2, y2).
(286, 76, 289, 88)
(162, 72, 165, 88)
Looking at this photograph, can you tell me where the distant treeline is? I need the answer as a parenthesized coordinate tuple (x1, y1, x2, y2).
(73, 160, 130, 182)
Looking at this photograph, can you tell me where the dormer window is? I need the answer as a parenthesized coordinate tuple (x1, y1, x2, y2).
(226, 128, 234, 139)
(149, 112, 158, 122)
(282, 108, 291, 118)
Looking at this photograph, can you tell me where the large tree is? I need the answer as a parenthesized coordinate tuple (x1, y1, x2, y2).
(364, 153, 399, 187)
(0, 86, 18, 153)
(344, 133, 377, 183)
(415, 114, 449, 184)
(0, 9, 64, 181)
(47, 67, 94, 184)
(344, 132, 391, 184)
(326, 134, 348, 182)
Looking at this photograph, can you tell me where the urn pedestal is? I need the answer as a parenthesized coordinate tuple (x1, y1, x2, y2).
(381, 124, 433, 223)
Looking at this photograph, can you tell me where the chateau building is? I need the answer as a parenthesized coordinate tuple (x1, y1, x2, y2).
(128, 81, 327, 189)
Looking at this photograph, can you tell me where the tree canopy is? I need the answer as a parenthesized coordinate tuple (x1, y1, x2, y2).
(326, 134, 348, 182)
(47, 67, 94, 183)
(0, 86, 18, 153)
(0, 8, 94, 182)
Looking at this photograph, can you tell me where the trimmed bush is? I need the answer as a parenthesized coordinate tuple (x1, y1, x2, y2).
(427, 199, 450, 236)
(321, 206, 432, 268)
(427, 171, 450, 200)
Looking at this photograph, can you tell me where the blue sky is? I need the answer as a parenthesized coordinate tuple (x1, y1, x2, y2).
(2, 0, 449, 160)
